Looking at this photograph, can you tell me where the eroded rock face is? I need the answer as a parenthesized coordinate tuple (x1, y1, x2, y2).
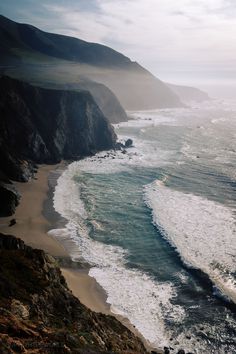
(63, 81, 128, 124)
(0, 76, 116, 179)
(0, 76, 117, 216)
(0, 233, 147, 353)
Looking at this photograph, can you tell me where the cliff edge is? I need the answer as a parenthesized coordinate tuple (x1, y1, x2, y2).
(0, 76, 117, 215)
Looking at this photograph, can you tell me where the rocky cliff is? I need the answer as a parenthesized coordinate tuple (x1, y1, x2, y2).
(0, 233, 147, 353)
(0, 75, 116, 215)
(29, 79, 128, 124)
(66, 80, 128, 124)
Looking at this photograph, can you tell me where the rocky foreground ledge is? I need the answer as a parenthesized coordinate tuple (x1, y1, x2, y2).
(0, 233, 147, 353)
(0, 233, 194, 354)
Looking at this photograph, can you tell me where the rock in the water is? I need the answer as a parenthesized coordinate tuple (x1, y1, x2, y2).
(125, 138, 133, 147)
(115, 142, 125, 150)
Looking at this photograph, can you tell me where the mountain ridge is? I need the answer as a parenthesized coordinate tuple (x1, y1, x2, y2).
(0, 14, 132, 68)
(0, 14, 183, 110)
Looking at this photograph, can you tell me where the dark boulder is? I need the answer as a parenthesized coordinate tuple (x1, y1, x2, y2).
(125, 138, 133, 148)
(0, 183, 20, 216)
(9, 218, 16, 227)
(115, 142, 125, 150)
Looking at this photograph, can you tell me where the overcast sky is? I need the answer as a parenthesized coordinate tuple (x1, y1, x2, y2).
(1, 0, 236, 90)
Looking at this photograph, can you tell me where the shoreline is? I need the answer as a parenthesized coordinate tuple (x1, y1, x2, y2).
(0, 163, 156, 353)
(0, 164, 68, 257)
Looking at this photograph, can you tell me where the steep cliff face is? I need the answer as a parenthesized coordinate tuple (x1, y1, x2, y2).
(0, 233, 147, 353)
(65, 81, 128, 124)
(0, 76, 116, 181)
(27, 79, 128, 124)
(0, 75, 116, 215)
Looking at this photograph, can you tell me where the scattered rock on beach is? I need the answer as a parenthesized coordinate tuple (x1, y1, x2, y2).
(9, 218, 16, 227)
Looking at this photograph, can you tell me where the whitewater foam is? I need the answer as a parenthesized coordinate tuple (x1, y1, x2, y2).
(89, 266, 185, 346)
(53, 163, 88, 219)
(50, 102, 236, 352)
(144, 180, 236, 303)
(51, 159, 185, 349)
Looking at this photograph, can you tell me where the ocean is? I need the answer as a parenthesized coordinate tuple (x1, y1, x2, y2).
(50, 99, 236, 353)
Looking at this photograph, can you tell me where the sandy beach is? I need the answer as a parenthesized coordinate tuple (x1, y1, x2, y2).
(0, 164, 68, 256)
(0, 164, 110, 316)
(0, 164, 153, 351)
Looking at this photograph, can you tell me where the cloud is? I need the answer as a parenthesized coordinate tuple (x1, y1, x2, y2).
(1, 0, 236, 83)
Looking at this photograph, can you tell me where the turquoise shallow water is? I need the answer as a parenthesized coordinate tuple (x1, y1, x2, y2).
(52, 100, 236, 353)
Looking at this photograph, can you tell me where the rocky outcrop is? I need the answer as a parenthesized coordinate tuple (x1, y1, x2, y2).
(0, 76, 116, 182)
(0, 233, 147, 353)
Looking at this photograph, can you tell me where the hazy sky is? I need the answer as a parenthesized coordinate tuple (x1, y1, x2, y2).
(1, 0, 236, 90)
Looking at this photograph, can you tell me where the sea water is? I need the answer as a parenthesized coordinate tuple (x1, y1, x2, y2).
(50, 99, 236, 353)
